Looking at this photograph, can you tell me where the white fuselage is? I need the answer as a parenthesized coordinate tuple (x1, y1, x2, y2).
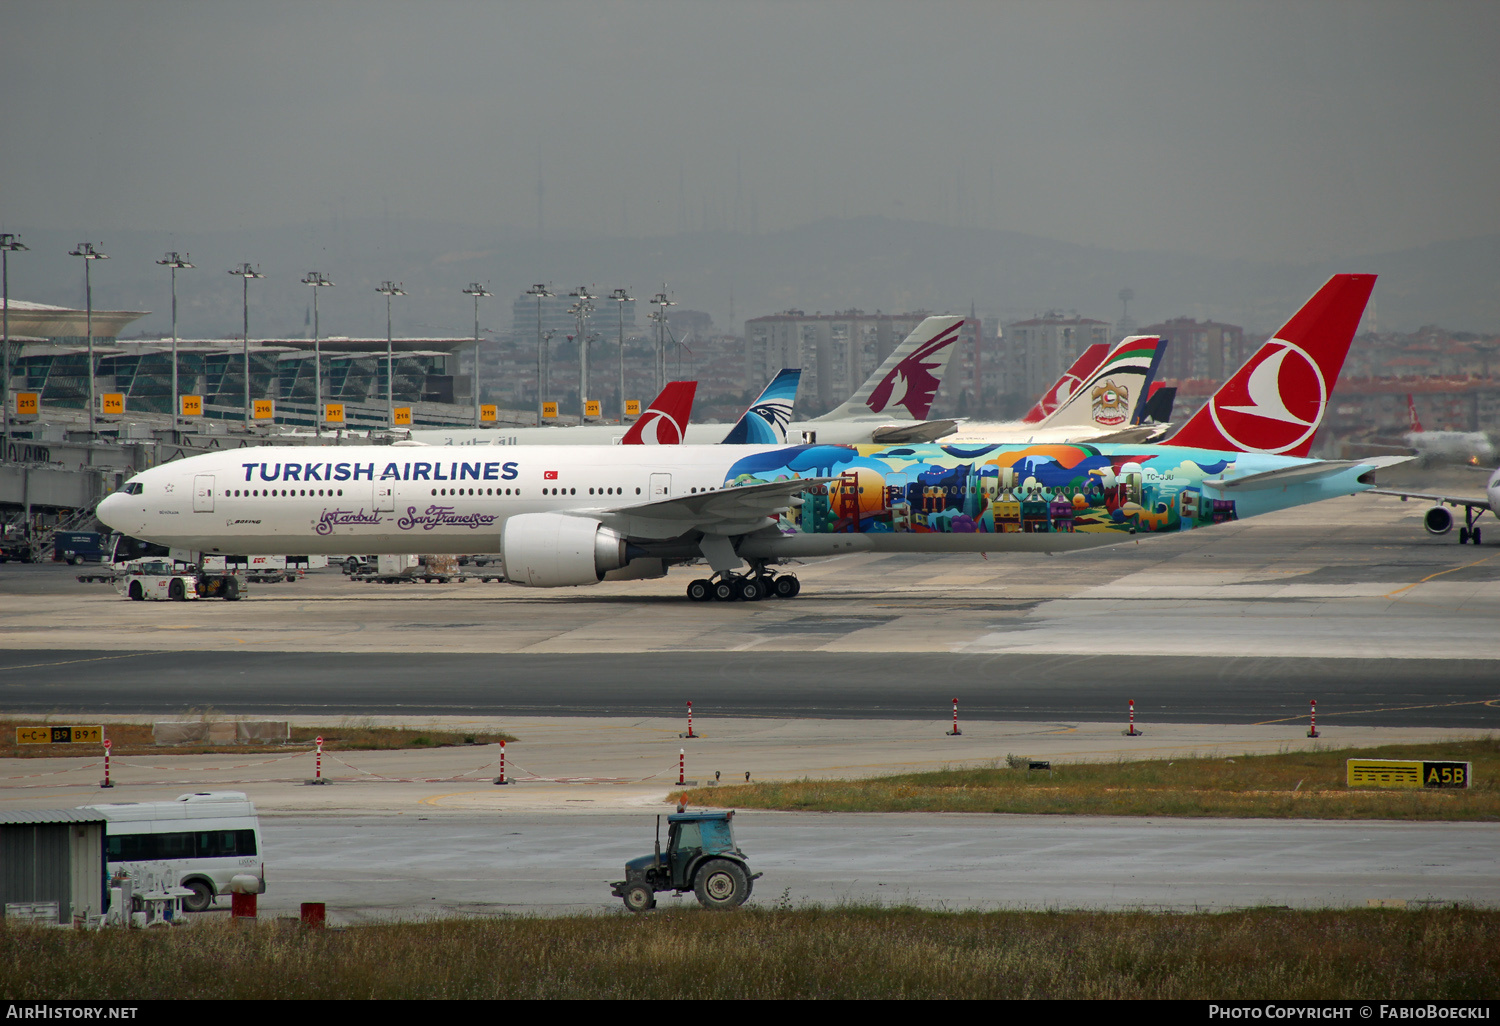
(100, 444, 761, 555)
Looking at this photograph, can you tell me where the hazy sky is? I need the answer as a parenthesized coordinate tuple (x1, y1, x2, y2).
(3, 0, 1497, 263)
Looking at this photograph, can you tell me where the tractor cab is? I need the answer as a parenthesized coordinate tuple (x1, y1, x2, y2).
(611, 810, 760, 912)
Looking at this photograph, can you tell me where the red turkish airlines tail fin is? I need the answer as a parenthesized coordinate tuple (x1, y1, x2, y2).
(1407, 394, 1424, 433)
(621, 381, 697, 445)
(1163, 273, 1375, 456)
(1021, 343, 1109, 424)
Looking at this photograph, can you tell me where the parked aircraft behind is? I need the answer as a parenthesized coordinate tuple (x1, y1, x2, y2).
(1019, 344, 1109, 424)
(1403, 394, 1497, 464)
(409, 316, 967, 448)
(97, 275, 1399, 602)
(939, 335, 1166, 446)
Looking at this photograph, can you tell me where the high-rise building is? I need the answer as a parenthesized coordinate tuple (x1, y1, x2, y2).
(1002, 313, 1111, 399)
(743, 310, 930, 414)
(1139, 317, 1246, 382)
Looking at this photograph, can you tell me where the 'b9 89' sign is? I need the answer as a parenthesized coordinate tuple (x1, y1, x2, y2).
(17, 726, 104, 745)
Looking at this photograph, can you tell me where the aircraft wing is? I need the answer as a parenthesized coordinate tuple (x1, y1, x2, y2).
(870, 419, 960, 445)
(1089, 424, 1172, 445)
(581, 477, 835, 539)
(1368, 489, 1493, 512)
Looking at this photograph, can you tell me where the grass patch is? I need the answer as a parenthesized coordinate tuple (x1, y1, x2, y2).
(0, 717, 513, 758)
(1, 907, 1494, 999)
(675, 738, 1500, 820)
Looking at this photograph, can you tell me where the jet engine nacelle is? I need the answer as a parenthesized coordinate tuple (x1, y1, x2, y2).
(500, 513, 629, 587)
(1423, 505, 1454, 535)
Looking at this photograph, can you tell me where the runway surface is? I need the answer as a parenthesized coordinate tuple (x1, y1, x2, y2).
(2, 493, 1497, 724)
(250, 812, 1500, 920)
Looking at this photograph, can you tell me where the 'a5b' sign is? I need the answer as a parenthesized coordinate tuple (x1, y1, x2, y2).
(1347, 759, 1471, 789)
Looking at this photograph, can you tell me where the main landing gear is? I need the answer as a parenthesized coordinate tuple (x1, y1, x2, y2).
(1459, 506, 1483, 545)
(686, 566, 801, 602)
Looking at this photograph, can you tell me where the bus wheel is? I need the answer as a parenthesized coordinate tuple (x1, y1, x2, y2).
(181, 880, 214, 912)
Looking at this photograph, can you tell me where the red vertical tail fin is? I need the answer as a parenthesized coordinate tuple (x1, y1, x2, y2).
(621, 381, 697, 444)
(1407, 394, 1424, 433)
(1164, 274, 1375, 456)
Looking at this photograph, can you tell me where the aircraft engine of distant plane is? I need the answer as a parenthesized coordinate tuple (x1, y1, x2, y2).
(500, 513, 635, 587)
(1423, 506, 1454, 535)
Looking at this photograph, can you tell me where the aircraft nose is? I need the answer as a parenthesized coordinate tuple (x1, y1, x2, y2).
(97, 492, 129, 532)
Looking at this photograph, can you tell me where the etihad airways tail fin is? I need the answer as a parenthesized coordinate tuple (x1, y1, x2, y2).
(721, 368, 801, 444)
(1034, 335, 1165, 431)
(1164, 273, 1375, 456)
(1021, 343, 1109, 424)
(812, 315, 964, 423)
(621, 381, 698, 445)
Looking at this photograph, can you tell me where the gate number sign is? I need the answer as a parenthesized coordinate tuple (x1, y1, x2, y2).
(1347, 759, 1471, 789)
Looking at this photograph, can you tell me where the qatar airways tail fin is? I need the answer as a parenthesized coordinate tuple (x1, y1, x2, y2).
(1035, 336, 1165, 431)
(721, 368, 801, 444)
(1021, 343, 1109, 424)
(1164, 273, 1375, 456)
(621, 381, 697, 444)
(812, 315, 964, 423)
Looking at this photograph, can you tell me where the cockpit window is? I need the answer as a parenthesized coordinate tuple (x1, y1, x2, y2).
(121, 482, 144, 496)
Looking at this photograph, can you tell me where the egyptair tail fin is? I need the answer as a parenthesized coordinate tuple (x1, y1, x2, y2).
(811, 315, 964, 423)
(1163, 273, 1376, 456)
(621, 381, 697, 445)
(1021, 343, 1110, 424)
(1034, 336, 1164, 430)
(721, 368, 801, 444)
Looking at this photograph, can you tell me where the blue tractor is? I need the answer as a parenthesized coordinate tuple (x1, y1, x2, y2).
(610, 811, 760, 912)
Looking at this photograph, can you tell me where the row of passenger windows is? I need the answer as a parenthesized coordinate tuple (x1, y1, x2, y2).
(106, 829, 258, 862)
(231, 489, 345, 498)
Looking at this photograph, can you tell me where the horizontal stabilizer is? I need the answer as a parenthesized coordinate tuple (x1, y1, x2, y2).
(1203, 458, 1410, 491)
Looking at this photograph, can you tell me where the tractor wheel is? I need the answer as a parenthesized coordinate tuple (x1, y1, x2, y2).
(169, 579, 186, 601)
(128, 582, 144, 601)
(693, 859, 749, 910)
(222, 578, 241, 602)
(621, 883, 655, 913)
(180, 880, 215, 913)
(686, 579, 712, 602)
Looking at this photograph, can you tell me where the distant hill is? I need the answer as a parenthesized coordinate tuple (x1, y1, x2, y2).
(7, 216, 1497, 341)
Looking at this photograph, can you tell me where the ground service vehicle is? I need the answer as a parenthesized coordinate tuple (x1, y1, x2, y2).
(115, 559, 203, 601)
(79, 791, 266, 912)
(611, 811, 760, 911)
(53, 531, 108, 564)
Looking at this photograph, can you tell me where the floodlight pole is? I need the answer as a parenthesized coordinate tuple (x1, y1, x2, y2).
(462, 283, 492, 427)
(650, 288, 673, 394)
(526, 284, 552, 425)
(157, 253, 193, 434)
(302, 272, 334, 436)
(611, 288, 630, 422)
(69, 243, 108, 436)
(568, 286, 594, 420)
(229, 264, 265, 429)
(376, 282, 405, 426)
(541, 329, 556, 417)
(1, 233, 28, 454)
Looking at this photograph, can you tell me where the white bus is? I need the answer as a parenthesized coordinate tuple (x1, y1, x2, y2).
(78, 791, 266, 912)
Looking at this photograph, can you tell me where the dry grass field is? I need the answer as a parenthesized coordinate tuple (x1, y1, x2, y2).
(675, 739, 1500, 820)
(0, 716, 513, 758)
(2, 907, 1495, 1000)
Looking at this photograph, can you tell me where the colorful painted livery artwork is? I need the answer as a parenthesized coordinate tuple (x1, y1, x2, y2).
(723, 443, 1241, 537)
